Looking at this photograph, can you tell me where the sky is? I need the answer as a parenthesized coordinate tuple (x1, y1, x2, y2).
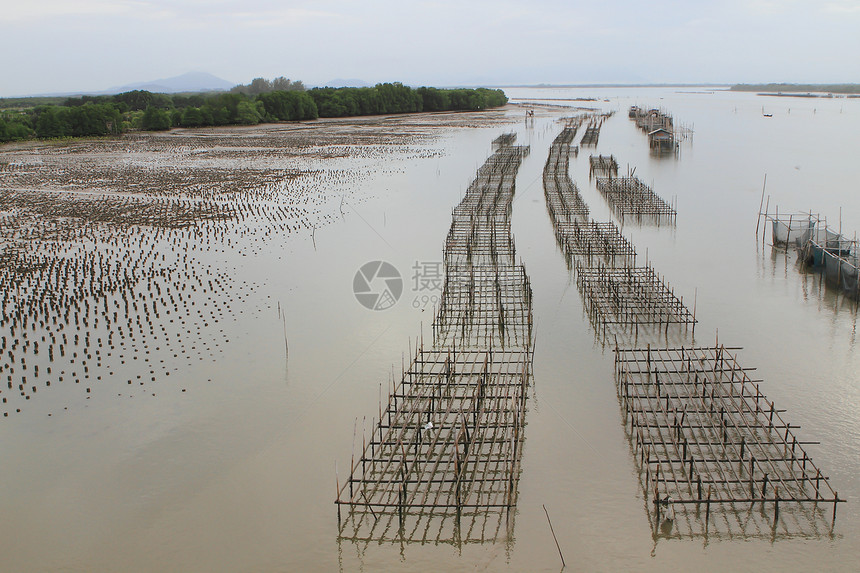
(1, 0, 859, 97)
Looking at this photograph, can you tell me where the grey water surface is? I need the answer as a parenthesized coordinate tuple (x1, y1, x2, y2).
(2, 87, 859, 572)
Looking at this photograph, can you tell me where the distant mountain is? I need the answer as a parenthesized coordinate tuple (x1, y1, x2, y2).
(109, 72, 234, 94)
(12, 72, 236, 99)
(321, 78, 370, 88)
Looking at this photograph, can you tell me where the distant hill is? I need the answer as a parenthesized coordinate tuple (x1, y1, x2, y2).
(320, 78, 370, 88)
(12, 72, 237, 98)
(108, 72, 234, 94)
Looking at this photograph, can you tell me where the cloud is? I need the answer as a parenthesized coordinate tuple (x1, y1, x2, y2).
(0, 0, 148, 22)
(824, 0, 860, 13)
(1, 0, 858, 96)
(0, 0, 338, 27)
(228, 7, 342, 28)
(743, 0, 799, 14)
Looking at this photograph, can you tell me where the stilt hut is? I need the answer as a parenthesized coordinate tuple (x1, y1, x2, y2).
(648, 128, 676, 153)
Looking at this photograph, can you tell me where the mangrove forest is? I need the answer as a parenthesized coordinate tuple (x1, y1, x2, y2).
(0, 82, 508, 143)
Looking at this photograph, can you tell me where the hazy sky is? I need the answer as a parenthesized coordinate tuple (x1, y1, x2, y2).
(2, 0, 859, 96)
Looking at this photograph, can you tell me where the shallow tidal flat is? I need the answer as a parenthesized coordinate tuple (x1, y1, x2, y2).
(0, 109, 526, 569)
(0, 111, 512, 422)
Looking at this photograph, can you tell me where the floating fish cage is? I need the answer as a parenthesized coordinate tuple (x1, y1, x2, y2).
(759, 207, 860, 300)
(797, 227, 852, 266)
(821, 250, 860, 299)
(765, 212, 818, 248)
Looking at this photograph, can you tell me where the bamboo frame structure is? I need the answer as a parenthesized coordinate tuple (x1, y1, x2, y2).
(337, 135, 534, 545)
(575, 261, 695, 340)
(544, 127, 634, 268)
(579, 118, 604, 147)
(540, 124, 839, 540)
(492, 133, 518, 149)
(336, 347, 530, 543)
(555, 220, 637, 267)
(595, 176, 677, 224)
(615, 343, 844, 537)
(588, 155, 618, 179)
(434, 265, 532, 350)
(543, 124, 589, 222)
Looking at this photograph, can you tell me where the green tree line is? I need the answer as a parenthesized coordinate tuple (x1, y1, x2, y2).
(1, 83, 507, 143)
(310, 84, 507, 117)
(231, 76, 305, 95)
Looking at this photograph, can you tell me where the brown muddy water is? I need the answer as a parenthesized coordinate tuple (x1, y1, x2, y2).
(1, 89, 859, 571)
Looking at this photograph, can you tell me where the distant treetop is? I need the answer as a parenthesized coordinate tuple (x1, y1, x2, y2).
(231, 77, 305, 95)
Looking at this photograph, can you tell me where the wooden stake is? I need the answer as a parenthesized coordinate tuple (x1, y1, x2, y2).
(543, 504, 566, 568)
(755, 174, 767, 236)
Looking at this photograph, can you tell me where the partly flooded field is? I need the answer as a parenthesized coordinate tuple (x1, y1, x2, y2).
(1, 89, 859, 571)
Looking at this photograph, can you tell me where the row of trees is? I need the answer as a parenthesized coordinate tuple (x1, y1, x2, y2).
(311, 83, 422, 117)
(1, 102, 123, 141)
(0, 114, 33, 142)
(231, 77, 305, 95)
(0, 83, 507, 143)
(308, 85, 508, 118)
(0, 90, 320, 140)
(418, 87, 508, 111)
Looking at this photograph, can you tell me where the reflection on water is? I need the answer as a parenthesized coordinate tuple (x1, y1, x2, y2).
(758, 243, 860, 340)
(338, 506, 517, 547)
